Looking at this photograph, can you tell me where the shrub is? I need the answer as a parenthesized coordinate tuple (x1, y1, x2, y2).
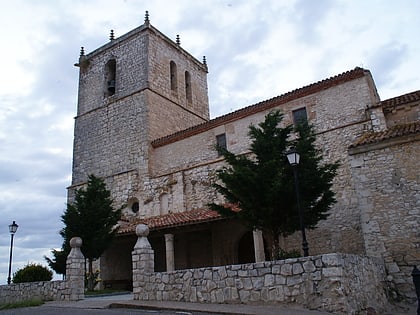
(12, 263, 53, 283)
(276, 248, 301, 260)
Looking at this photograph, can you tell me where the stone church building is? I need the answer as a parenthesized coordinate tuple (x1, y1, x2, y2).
(68, 14, 419, 298)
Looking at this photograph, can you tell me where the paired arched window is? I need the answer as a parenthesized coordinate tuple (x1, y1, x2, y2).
(170, 61, 193, 103)
(105, 59, 116, 96)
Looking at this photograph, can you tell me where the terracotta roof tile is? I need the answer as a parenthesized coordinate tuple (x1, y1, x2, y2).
(118, 208, 224, 235)
(378, 90, 420, 113)
(350, 121, 420, 148)
(152, 67, 370, 148)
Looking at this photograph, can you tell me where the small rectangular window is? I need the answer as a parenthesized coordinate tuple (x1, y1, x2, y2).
(292, 107, 308, 125)
(216, 133, 227, 155)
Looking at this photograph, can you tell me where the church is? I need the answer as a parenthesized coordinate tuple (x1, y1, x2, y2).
(68, 12, 419, 298)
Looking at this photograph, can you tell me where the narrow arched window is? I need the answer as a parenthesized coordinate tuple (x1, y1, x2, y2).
(105, 59, 116, 96)
(170, 61, 177, 92)
(185, 71, 192, 103)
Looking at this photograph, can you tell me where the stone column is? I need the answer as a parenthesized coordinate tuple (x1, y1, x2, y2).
(253, 230, 265, 262)
(132, 224, 155, 300)
(66, 237, 85, 301)
(164, 234, 175, 272)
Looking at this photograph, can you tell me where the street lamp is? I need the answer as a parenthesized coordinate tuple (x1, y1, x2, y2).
(286, 148, 309, 257)
(7, 221, 18, 285)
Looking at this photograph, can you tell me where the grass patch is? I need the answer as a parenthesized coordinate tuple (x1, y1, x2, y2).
(0, 299, 44, 310)
(85, 289, 129, 296)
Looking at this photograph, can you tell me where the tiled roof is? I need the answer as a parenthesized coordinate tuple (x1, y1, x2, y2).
(152, 67, 370, 148)
(350, 121, 420, 148)
(378, 90, 420, 113)
(117, 208, 224, 235)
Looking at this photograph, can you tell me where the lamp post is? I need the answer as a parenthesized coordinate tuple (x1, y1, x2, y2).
(412, 266, 420, 315)
(286, 149, 309, 257)
(7, 221, 18, 285)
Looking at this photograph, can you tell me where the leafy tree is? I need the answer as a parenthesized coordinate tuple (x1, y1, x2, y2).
(209, 110, 339, 259)
(44, 246, 68, 278)
(13, 263, 53, 283)
(60, 174, 121, 291)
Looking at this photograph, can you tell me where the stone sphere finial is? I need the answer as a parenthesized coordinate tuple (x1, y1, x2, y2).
(136, 224, 149, 237)
(70, 237, 82, 248)
(134, 224, 151, 250)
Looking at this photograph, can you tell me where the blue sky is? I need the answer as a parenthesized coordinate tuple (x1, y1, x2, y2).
(0, 0, 419, 281)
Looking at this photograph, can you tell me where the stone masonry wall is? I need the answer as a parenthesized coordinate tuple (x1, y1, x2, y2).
(77, 27, 148, 116)
(134, 253, 388, 315)
(145, 76, 376, 256)
(0, 280, 68, 304)
(71, 23, 209, 199)
(349, 139, 420, 299)
(147, 28, 209, 121)
(72, 93, 149, 185)
(0, 237, 85, 304)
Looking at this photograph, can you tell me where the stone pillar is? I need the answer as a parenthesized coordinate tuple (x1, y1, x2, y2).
(164, 233, 175, 272)
(253, 230, 265, 262)
(66, 237, 85, 301)
(132, 224, 155, 300)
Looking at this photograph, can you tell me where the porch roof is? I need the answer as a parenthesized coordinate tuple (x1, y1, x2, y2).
(117, 208, 225, 235)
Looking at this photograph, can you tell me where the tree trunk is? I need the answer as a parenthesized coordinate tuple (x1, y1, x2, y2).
(271, 233, 280, 260)
(87, 258, 94, 291)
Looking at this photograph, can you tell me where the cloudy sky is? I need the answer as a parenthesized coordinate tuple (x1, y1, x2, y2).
(0, 0, 419, 282)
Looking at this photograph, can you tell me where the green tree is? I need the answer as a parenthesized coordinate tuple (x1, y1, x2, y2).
(13, 263, 53, 283)
(209, 110, 339, 259)
(44, 246, 68, 278)
(60, 174, 121, 291)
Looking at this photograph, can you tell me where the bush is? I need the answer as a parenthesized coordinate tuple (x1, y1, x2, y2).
(276, 248, 301, 260)
(12, 263, 53, 283)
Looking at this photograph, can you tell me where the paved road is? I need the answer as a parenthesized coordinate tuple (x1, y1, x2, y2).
(0, 306, 217, 315)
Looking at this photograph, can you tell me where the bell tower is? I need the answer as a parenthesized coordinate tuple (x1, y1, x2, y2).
(69, 12, 209, 202)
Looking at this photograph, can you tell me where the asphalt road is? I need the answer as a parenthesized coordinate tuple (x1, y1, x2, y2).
(0, 306, 219, 315)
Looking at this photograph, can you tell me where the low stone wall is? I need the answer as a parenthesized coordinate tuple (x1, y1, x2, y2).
(0, 237, 85, 305)
(134, 253, 388, 314)
(0, 280, 68, 304)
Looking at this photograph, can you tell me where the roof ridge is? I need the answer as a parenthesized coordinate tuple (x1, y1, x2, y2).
(151, 67, 369, 148)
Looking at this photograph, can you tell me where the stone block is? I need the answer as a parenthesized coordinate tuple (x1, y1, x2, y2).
(272, 264, 281, 274)
(203, 269, 213, 280)
(257, 267, 271, 276)
(303, 260, 316, 273)
(243, 278, 253, 290)
(252, 277, 264, 289)
(293, 263, 304, 275)
(238, 270, 248, 277)
(275, 275, 286, 285)
(323, 267, 343, 277)
(264, 274, 275, 286)
(287, 275, 304, 286)
(281, 263, 293, 276)
(322, 254, 343, 266)
(239, 290, 251, 302)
